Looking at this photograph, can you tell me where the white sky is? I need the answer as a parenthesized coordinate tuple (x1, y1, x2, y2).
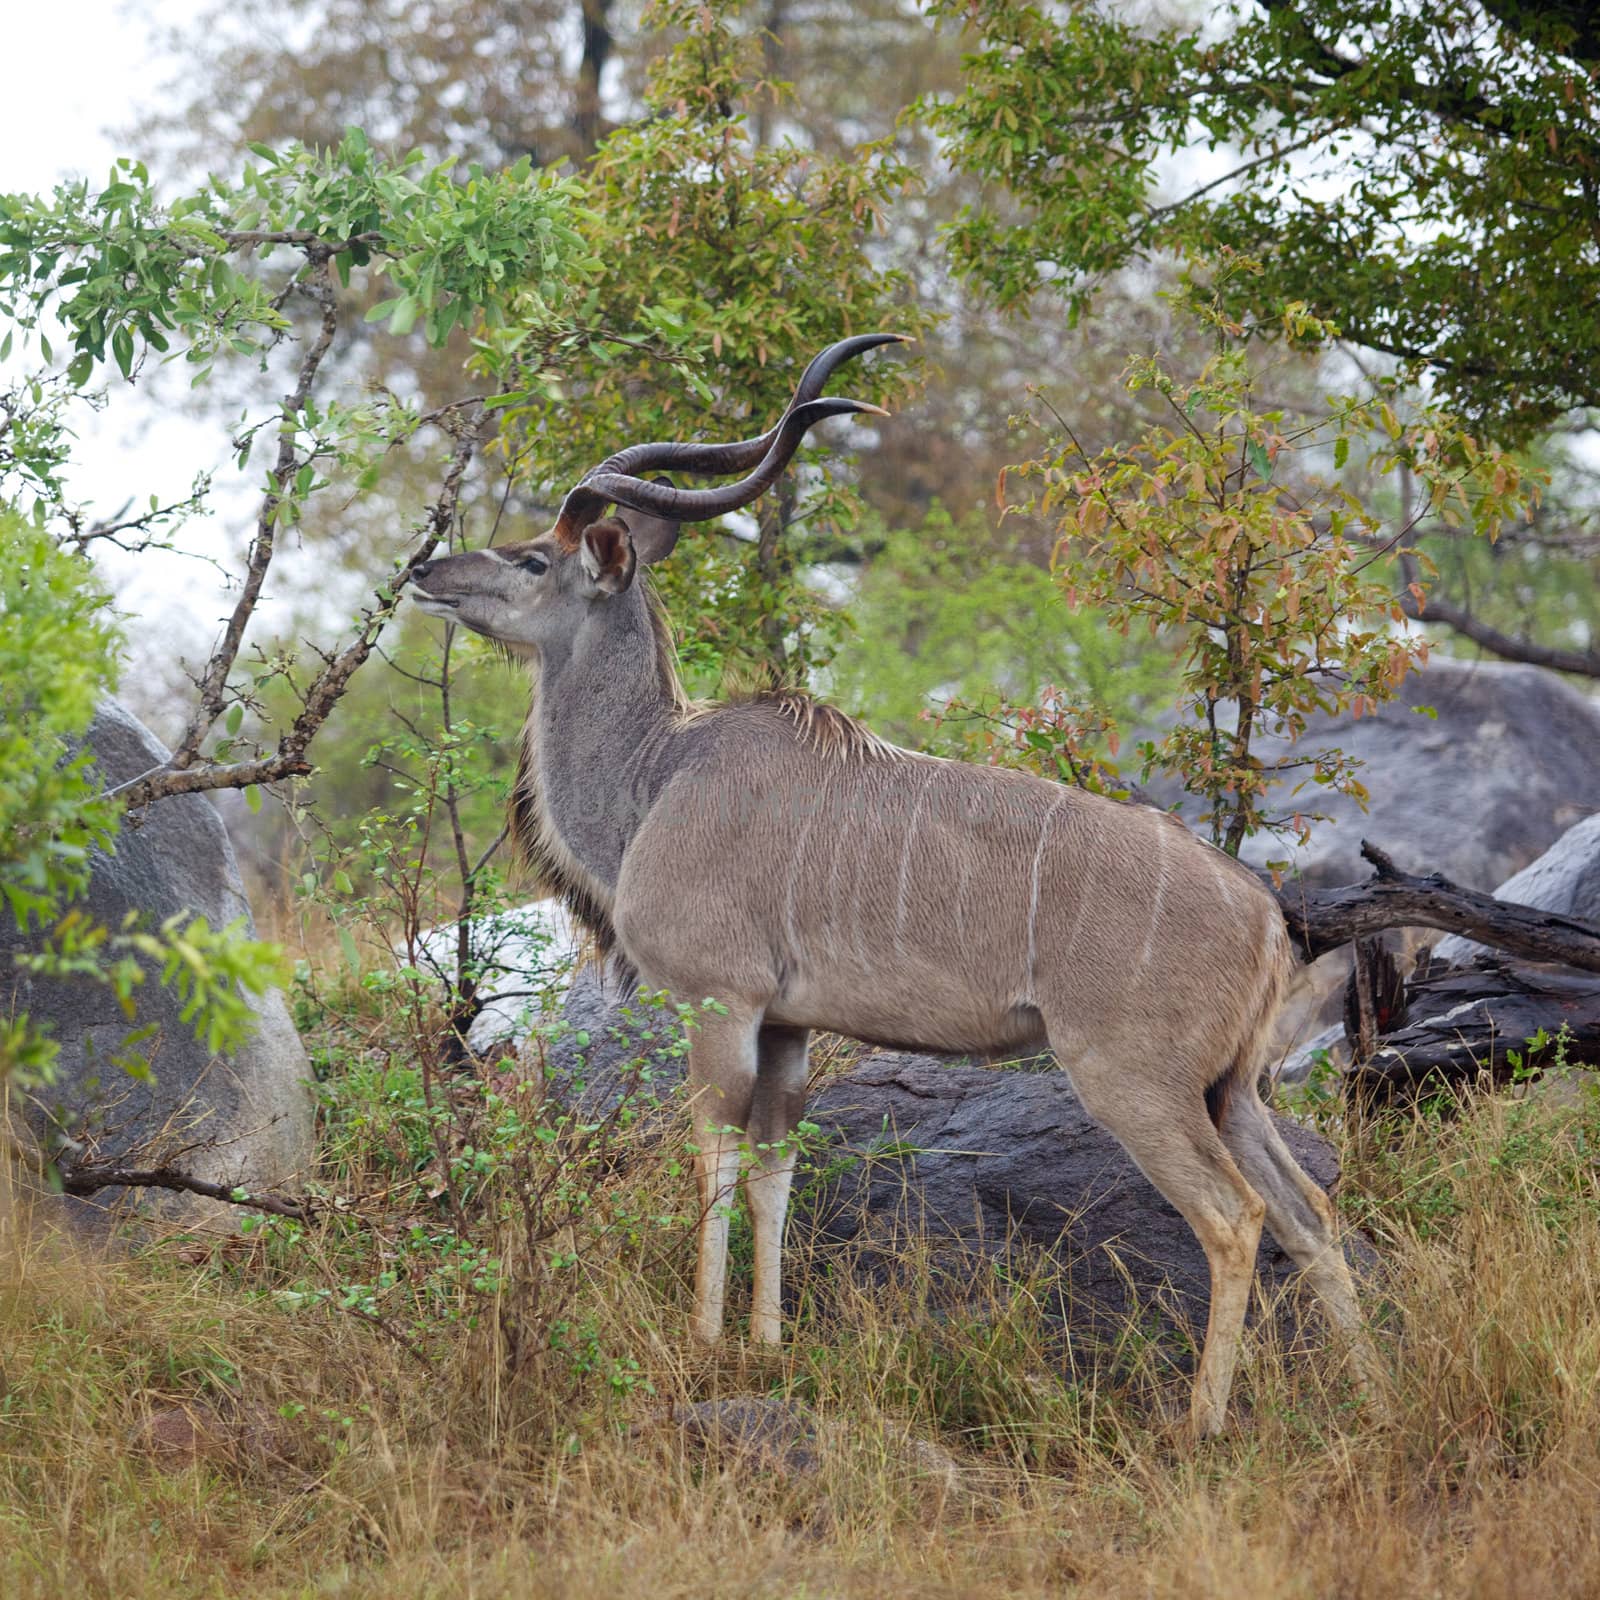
(1, 0, 290, 720)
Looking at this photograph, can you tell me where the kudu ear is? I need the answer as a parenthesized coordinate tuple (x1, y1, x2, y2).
(578, 517, 638, 595)
(618, 477, 682, 566)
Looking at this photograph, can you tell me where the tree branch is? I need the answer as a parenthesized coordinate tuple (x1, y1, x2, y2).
(1398, 571, 1600, 678)
(168, 270, 340, 774)
(55, 1159, 327, 1221)
(115, 405, 486, 809)
(1275, 840, 1600, 971)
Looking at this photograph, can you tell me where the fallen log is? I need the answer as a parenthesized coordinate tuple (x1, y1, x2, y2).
(1273, 841, 1600, 973)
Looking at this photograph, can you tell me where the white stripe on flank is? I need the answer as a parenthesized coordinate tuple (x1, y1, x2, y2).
(893, 769, 938, 959)
(1025, 793, 1068, 1001)
(1134, 815, 1171, 976)
(1206, 845, 1238, 913)
(782, 772, 826, 961)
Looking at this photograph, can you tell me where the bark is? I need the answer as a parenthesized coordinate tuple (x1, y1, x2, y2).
(1273, 841, 1600, 975)
(1347, 961, 1600, 1098)
(574, 0, 615, 157)
(1396, 550, 1600, 679)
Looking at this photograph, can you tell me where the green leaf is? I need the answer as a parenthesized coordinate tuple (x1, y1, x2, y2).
(1247, 441, 1272, 482)
(1333, 436, 1350, 471)
(225, 704, 244, 736)
(244, 784, 262, 813)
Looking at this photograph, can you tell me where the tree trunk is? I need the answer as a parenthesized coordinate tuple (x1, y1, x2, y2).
(574, 0, 615, 158)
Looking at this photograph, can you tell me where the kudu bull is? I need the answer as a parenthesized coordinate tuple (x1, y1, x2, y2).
(411, 335, 1377, 1437)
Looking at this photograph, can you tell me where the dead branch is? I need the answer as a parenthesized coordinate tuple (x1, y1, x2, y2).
(1347, 961, 1600, 1099)
(1274, 840, 1600, 973)
(1395, 546, 1600, 679)
(54, 1160, 327, 1221)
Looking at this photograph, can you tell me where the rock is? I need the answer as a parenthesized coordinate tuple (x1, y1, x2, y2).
(1, 700, 314, 1225)
(541, 976, 1367, 1369)
(1277, 1022, 1351, 1089)
(1145, 657, 1600, 890)
(538, 961, 690, 1107)
(650, 1397, 962, 1496)
(132, 1403, 234, 1467)
(1144, 658, 1600, 1059)
(405, 898, 585, 1056)
(131, 1399, 302, 1471)
(1434, 812, 1600, 965)
(801, 1053, 1358, 1362)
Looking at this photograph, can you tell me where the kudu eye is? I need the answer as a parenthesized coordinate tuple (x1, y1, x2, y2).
(517, 552, 550, 576)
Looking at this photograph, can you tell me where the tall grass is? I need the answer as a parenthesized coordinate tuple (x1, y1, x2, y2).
(6, 969, 1600, 1597)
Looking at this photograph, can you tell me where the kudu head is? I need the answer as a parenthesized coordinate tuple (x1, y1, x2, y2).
(410, 334, 906, 653)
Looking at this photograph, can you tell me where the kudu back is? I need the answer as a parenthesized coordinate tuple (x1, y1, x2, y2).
(411, 335, 1378, 1437)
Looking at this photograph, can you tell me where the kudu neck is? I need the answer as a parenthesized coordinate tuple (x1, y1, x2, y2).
(527, 582, 680, 893)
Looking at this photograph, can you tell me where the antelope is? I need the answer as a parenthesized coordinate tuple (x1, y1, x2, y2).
(410, 335, 1378, 1437)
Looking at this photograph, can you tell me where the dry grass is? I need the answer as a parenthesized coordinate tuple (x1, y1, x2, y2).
(7, 1053, 1600, 1598)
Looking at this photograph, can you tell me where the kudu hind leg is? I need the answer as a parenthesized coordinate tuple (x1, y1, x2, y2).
(685, 1006, 760, 1345)
(745, 1024, 810, 1346)
(1065, 1057, 1267, 1438)
(1217, 1088, 1384, 1401)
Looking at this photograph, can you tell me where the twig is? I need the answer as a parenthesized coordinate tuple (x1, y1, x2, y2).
(168, 270, 341, 775)
(114, 405, 486, 808)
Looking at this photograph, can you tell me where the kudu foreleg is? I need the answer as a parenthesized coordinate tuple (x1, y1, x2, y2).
(746, 1024, 810, 1345)
(686, 1007, 760, 1344)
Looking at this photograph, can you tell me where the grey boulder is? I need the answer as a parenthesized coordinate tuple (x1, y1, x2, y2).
(1142, 657, 1600, 1058)
(405, 898, 585, 1056)
(2, 700, 314, 1223)
(1144, 656, 1600, 890)
(1434, 812, 1600, 965)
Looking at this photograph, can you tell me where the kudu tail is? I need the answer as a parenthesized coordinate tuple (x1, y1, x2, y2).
(1203, 913, 1296, 1131)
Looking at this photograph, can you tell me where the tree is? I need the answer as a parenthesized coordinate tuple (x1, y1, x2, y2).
(0, 133, 614, 808)
(493, 0, 932, 688)
(925, 0, 1598, 437)
(138, 0, 620, 172)
(922, 0, 1600, 677)
(985, 268, 1534, 854)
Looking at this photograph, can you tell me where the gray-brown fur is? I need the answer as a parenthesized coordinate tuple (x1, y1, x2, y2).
(408, 339, 1379, 1437)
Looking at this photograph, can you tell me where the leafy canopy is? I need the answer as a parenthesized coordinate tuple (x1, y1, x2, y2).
(0, 130, 591, 386)
(493, 0, 931, 690)
(924, 0, 1600, 442)
(998, 268, 1537, 853)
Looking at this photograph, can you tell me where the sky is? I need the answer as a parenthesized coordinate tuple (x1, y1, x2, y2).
(1, 0, 286, 719)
